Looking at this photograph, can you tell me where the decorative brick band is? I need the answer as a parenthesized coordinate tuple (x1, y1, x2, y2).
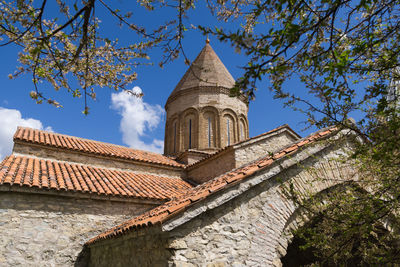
(166, 86, 248, 107)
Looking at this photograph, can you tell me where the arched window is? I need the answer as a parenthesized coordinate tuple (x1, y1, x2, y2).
(227, 118, 231, 146)
(223, 114, 235, 146)
(206, 117, 211, 147)
(173, 121, 177, 153)
(240, 122, 243, 141)
(189, 119, 192, 149)
(183, 112, 196, 150)
(202, 110, 216, 148)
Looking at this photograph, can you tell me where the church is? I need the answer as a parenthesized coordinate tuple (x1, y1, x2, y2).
(0, 40, 355, 266)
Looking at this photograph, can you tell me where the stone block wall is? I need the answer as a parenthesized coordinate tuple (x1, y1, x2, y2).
(0, 191, 155, 266)
(186, 150, 236, 184)
(88, 143, 355, 266)
(234, 131, 297, 168)
(89, 228, 171, 267)
(186, 130, 297, 184)
(166, 146, 354, 266)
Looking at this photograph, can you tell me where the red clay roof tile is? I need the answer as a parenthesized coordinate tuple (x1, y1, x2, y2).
(167, 200, 191, 214)
(284, 144, 298, 153)
(208, 180, 228, 192)
(86, 126, 338, 245)
(0, 155, 192, 200)
(257, 158, 274, 168)
(189, 190, 210, 202)
(14, 127, 184, 168)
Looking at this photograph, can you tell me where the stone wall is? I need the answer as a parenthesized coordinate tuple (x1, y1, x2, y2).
(167, 146, 354, 266)
(89, 228, 170, 267)
(186, 149, 236, 184)
(176, 150, 212, 165)
(234, 131, 297, 168)
(166, 87, 248, 122)
(186, 130, 298, 184)
(13, 142, 183, 178)
(88, 142, 356, 266)
(0, 191, 156, 266)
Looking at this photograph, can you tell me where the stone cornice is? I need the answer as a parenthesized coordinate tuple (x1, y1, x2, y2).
(165, 86, 248, 108)
(0, 184, 164, 205)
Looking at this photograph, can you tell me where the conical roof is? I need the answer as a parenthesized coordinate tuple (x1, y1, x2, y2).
(170, 41, 235, 96)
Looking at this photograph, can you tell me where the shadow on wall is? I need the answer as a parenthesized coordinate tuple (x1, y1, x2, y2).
(75, 246, 90, 267)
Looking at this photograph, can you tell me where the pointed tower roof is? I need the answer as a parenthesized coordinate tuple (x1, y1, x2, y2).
(170, 41, 235, 97)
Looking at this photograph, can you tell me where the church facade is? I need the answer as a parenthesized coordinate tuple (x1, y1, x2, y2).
(0, 41, 356, 266)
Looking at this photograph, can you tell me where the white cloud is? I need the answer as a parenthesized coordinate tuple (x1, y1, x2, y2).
(111, 86, 165, 154)
(0, 107, 52, 159)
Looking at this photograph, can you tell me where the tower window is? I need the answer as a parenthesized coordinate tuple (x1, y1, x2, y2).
(227, 118, 230, 146)
(240, 122, 244, 140)
(173, 122, 177, 153)
(208, 117, 211, 148)
(189, 119, 192, 149)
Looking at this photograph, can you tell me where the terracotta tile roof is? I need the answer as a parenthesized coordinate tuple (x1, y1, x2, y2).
(86, 126, 338, 245)
(14, 127, 183, 168)
(0, 155, 192, 200)
(185, 124, 300, 168)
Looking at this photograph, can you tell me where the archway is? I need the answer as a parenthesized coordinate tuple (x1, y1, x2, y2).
(279, 183, 400, 266)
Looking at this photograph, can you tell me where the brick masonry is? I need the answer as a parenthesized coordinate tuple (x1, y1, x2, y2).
(164, 88, 249, 156)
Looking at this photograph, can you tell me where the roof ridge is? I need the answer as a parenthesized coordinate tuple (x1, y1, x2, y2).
(15, 126, 154, 153)
(13, 127, 184, 168)
(86, 126, 338, 245)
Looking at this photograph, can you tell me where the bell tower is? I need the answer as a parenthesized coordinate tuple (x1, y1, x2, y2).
(164, 40, 249, 159)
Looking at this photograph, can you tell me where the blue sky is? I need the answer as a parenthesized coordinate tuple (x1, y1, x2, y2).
(0, 1, 311, 159)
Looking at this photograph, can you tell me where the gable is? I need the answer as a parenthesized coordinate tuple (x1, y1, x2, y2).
(186, 124, 300, 184)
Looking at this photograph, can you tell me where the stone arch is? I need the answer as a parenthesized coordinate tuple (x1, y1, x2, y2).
(262, 160, 359, 266)
(162, 150, 359, 266)
(164, 115, 180, 155)
(276, 180, 400, 266)
(221, 109, 238, 146)
(200, 106, 219, 149)
(276, 182, 354, 265)
(181, 108, 199, 150)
